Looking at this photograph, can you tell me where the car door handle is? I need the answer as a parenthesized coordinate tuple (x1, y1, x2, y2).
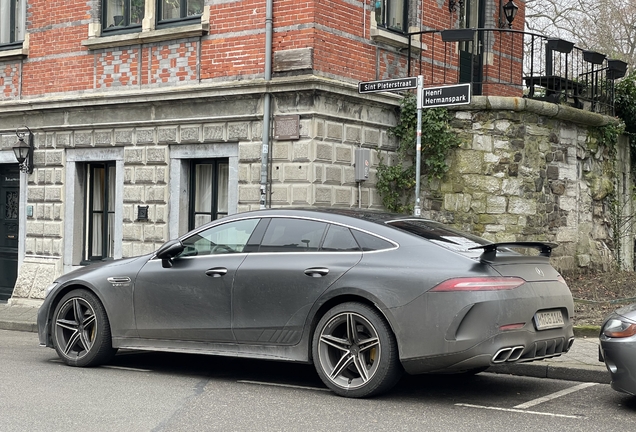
(205, 268, 228, 277)
(304, 267, 329, 277)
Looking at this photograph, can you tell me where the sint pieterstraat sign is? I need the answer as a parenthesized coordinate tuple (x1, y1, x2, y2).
(358, 77, 418, 93)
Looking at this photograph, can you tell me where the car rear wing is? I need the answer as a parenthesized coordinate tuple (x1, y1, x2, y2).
(469, 241, 558, 263)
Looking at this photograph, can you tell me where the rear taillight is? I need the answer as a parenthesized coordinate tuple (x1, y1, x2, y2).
(557, 275, 568, 286)
(430, 277, 526, 292)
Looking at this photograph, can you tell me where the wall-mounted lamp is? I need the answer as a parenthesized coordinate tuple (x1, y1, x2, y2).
(13, 126, 34, 174)
(449, 0, 464, 13)
(499, 0, 519, 28)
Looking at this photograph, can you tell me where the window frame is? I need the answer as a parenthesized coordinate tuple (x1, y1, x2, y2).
(83, 161, 116, 263)
(188, 158, 229, 231)
(374, 0, 408, 34)
(101, 0, 144, 35)
(0, 0, 26, 50)
(157, 0, 204, 27)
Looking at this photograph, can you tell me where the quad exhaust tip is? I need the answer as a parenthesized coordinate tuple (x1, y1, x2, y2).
(492, 345, 525, 363)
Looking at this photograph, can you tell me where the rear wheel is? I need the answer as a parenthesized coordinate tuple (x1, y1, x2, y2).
(312, 302, 402, 398)
(52, 289, 117, 367)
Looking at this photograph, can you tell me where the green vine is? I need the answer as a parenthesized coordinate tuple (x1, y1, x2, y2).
(592, 123, 628, 268)
(376, 93, 461, 213)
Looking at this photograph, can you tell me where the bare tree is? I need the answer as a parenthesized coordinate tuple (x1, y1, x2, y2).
(525, 0, 635, 70)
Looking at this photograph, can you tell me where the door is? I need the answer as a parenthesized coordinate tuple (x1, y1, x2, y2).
(0, 165, 20, 302)
(232, 219, 362, 345)
(133, 218, 259, 342)
(459, 0, 484, 94)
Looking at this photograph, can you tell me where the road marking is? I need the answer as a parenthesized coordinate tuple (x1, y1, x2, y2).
(455, 404, 582, 419)
(101, 365, 153, 372)
(238, 380, 330, 392)
(513, 383, 597, 409)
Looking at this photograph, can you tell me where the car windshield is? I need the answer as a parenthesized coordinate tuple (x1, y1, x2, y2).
(386, 219, 491, 254)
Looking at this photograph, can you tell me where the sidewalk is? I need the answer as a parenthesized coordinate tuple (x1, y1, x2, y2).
(0, 302, 610, 384)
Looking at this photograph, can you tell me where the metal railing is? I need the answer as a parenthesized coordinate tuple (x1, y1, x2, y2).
(407, 28, 627, 116)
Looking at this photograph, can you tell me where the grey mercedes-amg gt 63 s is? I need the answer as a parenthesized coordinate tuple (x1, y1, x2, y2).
(38, 208, 574, 398)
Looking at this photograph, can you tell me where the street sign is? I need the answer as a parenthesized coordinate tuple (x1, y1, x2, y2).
(358, 77, 418, 94)
(418, 83, 471, 108)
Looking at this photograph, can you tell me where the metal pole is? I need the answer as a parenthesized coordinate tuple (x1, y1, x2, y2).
(414, 75, 423, 217)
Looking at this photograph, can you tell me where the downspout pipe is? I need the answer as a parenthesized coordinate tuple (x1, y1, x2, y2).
(260, 0, 273, 209)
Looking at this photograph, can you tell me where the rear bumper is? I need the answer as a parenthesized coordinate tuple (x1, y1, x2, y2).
(401, 328, 574, 374)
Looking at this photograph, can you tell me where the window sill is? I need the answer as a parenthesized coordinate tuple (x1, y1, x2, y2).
(0, 45, 28, 59)
(82, 22, 208, 50)
(371, 26, 425, 52)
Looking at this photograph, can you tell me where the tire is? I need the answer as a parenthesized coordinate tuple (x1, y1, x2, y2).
(51, 289, 117, 367)
(312, 302, 402, 398)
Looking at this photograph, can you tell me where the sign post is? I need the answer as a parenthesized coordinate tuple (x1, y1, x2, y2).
(357, 77, 471, 217)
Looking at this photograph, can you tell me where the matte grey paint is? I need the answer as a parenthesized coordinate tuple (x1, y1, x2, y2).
(38, 208, 575, 375)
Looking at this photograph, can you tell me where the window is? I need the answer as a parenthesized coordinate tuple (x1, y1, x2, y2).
(102, 0, 145, 32)
(351, 230, 394, 251)
(158, 0, 204, 24)
(180, 218, 259, 257)
(84, 162, 116, 262)
(374, 0, 407, 33)
(259, 219, 328, 252)
(190, 159, 229, 229)
(0, 0, 25, 47)
(321, 225, 361, 252)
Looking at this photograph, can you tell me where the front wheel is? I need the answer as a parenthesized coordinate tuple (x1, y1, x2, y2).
(312, 302, 402, 398)
(52, 289, 117, 367)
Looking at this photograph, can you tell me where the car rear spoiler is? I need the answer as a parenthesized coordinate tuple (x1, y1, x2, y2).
(469, 241, 558, 263)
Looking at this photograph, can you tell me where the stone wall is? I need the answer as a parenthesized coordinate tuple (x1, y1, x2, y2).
(418, 96, 628, 272)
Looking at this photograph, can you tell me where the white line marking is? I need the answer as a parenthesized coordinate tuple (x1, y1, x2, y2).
(513, 383, 597, 409)
(455, 403, 582, 419)
(238, 380, 330, 392)
(101, 365, 153, 372)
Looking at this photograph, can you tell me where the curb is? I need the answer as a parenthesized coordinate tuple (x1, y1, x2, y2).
(0, 320, 38, 333)
(487, 362, 610, 384)
(574, 326, 601, 338)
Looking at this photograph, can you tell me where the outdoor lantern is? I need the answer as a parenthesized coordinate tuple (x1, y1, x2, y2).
(502, 0, 519, 28)
(13, 126, 34, 174)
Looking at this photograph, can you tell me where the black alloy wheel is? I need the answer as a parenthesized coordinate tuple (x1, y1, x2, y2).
(312, 302, 402, 398)
(52, 289, 117, 367)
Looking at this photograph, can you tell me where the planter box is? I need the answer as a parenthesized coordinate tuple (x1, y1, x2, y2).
(583, 50, 606, 65)
(546, 38, 574, 54)
(607, 59, 628, 79)
(441, 29, 475, 42)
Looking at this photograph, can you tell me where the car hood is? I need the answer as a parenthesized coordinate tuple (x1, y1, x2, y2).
(54, 255, 151, 285)
(612, 303, 636, 321)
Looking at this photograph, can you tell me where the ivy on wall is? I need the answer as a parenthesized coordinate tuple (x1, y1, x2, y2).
(376, 93, 461, 213)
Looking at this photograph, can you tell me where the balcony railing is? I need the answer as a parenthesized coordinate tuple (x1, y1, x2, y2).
(407, 28, 628, 116)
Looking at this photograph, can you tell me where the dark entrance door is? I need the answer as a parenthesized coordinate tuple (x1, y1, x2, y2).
(0, 165, 20, 302)
(459, 0, 484, 95)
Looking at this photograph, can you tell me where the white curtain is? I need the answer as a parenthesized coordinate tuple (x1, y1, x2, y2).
(194, 164, 213, 228)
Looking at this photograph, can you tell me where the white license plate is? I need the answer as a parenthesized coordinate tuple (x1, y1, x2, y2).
(534, 310, 564, 330)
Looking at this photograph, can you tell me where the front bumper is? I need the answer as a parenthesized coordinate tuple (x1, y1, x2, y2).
(600, 337, 636, 396)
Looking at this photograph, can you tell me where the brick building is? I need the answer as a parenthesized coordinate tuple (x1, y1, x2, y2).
(0, 0, 524, 302)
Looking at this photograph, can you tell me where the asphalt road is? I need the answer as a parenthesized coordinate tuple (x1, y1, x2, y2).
(2, 329, 635, 432)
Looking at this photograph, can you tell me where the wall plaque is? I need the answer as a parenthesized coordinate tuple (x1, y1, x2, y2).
(274, 115, 300, 140)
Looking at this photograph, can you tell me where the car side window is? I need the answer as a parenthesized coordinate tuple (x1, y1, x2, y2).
(351, 230, 394, 251)
(321, 225, 361, 251)
(259, 218, 327, 252)
(180, 218, 259, 257)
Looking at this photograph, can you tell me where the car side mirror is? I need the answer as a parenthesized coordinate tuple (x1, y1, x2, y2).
(155, 239, 185, 268)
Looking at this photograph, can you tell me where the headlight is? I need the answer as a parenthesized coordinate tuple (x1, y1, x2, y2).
(602, 318, 636, 338)
(45, 282, 59, 298)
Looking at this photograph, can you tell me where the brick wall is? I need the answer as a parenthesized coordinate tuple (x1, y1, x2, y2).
(0, 0, 526, 100)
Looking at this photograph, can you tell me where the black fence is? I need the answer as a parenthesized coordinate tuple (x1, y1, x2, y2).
(407, 28, 628, 116)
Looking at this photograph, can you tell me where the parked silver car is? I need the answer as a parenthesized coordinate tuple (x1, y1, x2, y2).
(38, 208, 575, 397)
(600, 304, 636, 395)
